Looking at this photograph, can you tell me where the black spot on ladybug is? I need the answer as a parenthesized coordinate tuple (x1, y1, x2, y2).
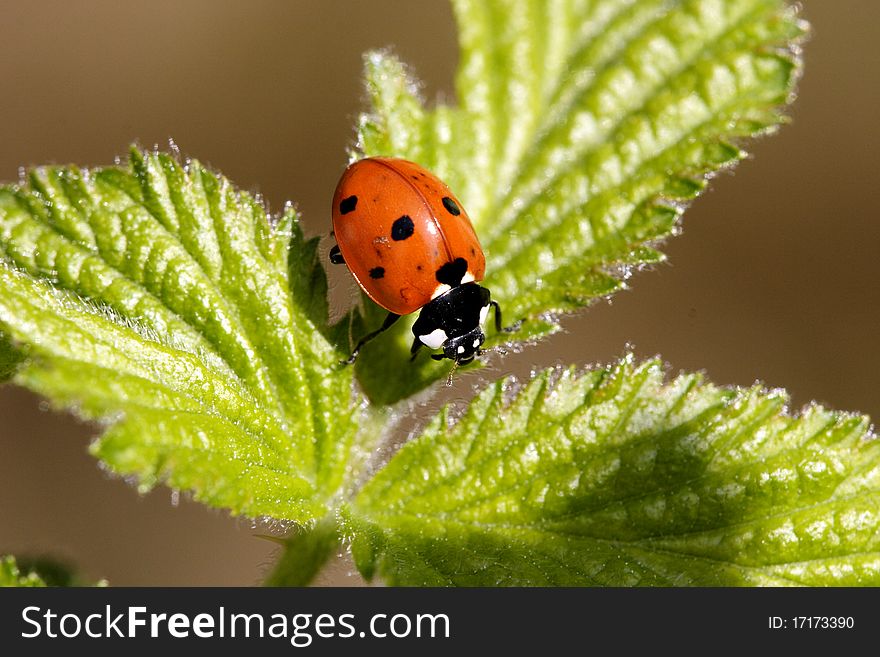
(339, 195, 358, 214)
(411, 175, 419, 180)
(435, 257, 468, 286)
(391, 215, 415, 241)
(442, 196, 461, 216)
(470, 247, 476, 256)
(416, 264, 423, 271)
(369, 267, 385, 279)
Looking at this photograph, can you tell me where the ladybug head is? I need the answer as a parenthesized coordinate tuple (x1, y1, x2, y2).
(431, 326, 486, 365)
(411, 282, 492, 366)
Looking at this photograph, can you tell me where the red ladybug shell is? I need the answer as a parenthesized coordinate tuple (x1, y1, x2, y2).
(331, 158, 486, 316)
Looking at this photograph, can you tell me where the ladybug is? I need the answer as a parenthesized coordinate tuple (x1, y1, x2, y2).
(329, 157, 517, 365)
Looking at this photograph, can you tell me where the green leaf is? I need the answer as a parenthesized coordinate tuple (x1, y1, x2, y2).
(352, 0, 806, 404)
(0, 556, 47, 587)
(0, 331, 24, 381)
(0, 555, 105, 587)
(350, 357, 880, 585)
(263, 517, 340, 587)
(0, 148, 362, 522)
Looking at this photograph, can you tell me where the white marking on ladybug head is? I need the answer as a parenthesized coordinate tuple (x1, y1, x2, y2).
(419, 328, 448, 349)
(431, 284, 452, 299)
(473, 338, 481, 348)
(462, 270, 476, 284)
(479, 304, 490, 327)
(457, 345, 465, 354)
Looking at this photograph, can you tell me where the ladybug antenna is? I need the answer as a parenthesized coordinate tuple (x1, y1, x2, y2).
(445, 361, 460, 387)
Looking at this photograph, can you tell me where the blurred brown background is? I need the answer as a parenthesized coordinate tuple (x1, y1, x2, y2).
(1, 1, 877, 585)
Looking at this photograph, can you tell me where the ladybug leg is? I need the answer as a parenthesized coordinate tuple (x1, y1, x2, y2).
(409, 340, 448, 361)
(409, 337, 424, 361)
(343, 312, 401, 365)
(329, 244, 345, 265)
(490, 300, 523, 334)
